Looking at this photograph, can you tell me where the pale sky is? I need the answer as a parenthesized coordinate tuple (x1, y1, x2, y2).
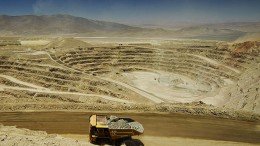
(0, 0, 260, 25)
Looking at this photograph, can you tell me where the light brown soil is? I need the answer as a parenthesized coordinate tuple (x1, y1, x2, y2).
(0, 37, 260, 145)
(63, 134, 260, 146)
(0, 124, 90, 146)
(1, 112, 259, 146)
(2, 125, 258, 146)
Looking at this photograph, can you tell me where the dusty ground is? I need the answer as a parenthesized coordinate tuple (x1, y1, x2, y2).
(0, 37, 260, 145)
(2, 125, 258, 146)
(0, 38, 259, 113)
(0, 124, 89, 146)
(1, 112, 260, 146)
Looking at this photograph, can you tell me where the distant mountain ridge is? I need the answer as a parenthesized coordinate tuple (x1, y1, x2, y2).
(137, 22, 260, 33)
(199, 22, 260, 32)
(0, 15, 145, 35)
(0, 15, 258, 41)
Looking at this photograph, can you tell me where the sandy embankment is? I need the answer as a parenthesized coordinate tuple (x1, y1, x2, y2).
(0, 125, 258, 146)
(0, 125, 90, 146)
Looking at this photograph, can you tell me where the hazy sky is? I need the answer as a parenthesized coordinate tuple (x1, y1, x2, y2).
(0, 0, 260, 25)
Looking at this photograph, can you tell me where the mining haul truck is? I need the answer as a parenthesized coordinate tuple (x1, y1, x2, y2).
(89, 115, 144, 146)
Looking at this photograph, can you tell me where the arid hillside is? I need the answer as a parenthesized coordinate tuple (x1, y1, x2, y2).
(0, 38, 259, 117)
(1, 15, 259, 41)
(0, 15, 164, 36)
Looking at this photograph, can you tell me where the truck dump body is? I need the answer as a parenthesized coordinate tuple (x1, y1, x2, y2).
(109, 129, 141, 139)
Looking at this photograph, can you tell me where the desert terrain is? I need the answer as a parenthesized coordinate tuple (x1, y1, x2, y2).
(1, 112, 259, 146)
(0, 11, 259, 146)
(0, 37, 259, 113)
(0, 35, 259, 145)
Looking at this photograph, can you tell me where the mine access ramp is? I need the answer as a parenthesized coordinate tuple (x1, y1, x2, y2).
(89, 114, 144, 146)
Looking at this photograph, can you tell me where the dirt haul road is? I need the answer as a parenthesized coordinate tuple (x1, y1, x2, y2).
(0, 112, 259, 145)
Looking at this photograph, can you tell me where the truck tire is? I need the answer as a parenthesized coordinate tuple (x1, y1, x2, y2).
(120, 140, 136, 146)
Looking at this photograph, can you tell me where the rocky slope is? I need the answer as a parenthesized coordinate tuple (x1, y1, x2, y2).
(0, 124, 90, 146)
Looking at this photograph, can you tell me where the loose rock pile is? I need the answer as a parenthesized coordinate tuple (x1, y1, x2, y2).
(107, 116, 144, 133)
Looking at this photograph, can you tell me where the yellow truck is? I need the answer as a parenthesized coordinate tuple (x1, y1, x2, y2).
(89, 115, 144, 146)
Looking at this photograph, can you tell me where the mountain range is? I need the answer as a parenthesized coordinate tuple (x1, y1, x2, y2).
(0, 15, 259, 41)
